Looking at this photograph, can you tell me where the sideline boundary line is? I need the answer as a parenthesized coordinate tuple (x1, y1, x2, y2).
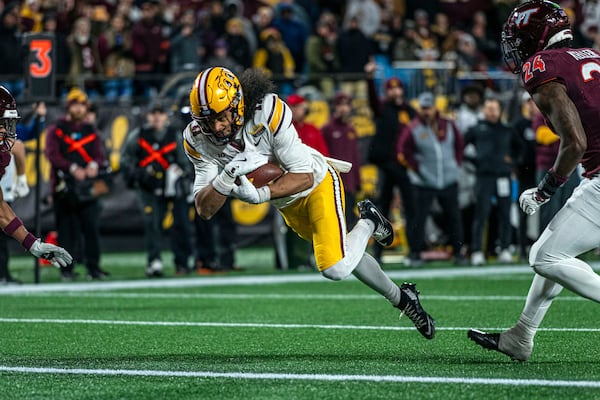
(0, 292, 588, 302)
(0, 265, 543, 294)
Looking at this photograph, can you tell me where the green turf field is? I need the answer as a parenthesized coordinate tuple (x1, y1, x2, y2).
(2, 250, 600, 399)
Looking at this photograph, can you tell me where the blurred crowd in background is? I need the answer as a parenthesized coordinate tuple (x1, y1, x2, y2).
(1, 0, 598, 103)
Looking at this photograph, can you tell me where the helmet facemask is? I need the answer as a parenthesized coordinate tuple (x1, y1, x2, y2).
(501, 30, 523, 74)
(193, 109, 240, 146)
(0, 85, 19, 152)
(0, 117, 17, 152)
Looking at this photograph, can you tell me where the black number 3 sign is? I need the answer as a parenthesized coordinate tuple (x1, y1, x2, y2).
(25, 33, 55, 99)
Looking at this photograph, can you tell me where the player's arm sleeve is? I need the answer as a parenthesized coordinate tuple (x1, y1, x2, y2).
(192, 161, 218, 197)
(181, 127, 220, 196)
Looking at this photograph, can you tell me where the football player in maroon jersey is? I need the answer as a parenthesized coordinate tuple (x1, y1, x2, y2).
(0, 86, 72, 275)
(468, 0, 600, 361)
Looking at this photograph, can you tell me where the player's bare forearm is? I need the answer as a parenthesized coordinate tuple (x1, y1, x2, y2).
(194, 185, 227, 220)
(533, 82, 587, 176)
(268, 172, 313, 199)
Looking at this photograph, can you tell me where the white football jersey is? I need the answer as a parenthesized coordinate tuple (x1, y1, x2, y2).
(183, 93, 329, 208)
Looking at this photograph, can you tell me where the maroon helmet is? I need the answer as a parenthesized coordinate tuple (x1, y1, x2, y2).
(0, 86, 19, 152)
(502, 0, 573, 74)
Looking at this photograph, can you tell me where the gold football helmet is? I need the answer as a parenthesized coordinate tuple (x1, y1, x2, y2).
(189, 67, 244, 145)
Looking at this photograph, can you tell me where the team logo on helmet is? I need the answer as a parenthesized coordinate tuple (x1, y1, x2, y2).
(514, 8, 539, 27)
(502, 0, 572, 74)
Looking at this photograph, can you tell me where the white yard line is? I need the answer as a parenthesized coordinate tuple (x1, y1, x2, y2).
(0, 265, 545, 294)
(0, 317, 598, 333)
(0, 291, 588, 302)
(0, 365, 599, 388)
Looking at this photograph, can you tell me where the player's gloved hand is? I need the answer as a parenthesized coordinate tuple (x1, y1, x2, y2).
(519, 188, 550, 215)
(28, 239, 73, 268)
(212, 152, 268, 196)
(232, 175, 271, 204)
(12, 174, 29, 198)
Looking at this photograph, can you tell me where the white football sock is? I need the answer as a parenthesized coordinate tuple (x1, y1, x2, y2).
(352, 253, 401, 306)
(520, 274, 563, 335)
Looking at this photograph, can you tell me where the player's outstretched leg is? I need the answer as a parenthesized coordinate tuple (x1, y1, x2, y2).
(396, 282, 436, 339)
(357, 199, 393, 247)
(467, 328, 533, 361)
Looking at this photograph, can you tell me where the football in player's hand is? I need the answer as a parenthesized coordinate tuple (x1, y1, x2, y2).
(238, 162, 284, 187)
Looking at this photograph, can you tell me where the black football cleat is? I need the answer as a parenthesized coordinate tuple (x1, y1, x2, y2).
(357, 199, 394, 247)
(467, 329, 531, 361)
(397, 282, 436, 339)
(468, 329, 502, 352)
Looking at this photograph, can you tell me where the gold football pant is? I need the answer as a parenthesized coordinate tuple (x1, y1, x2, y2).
(279, 166, 347, 271)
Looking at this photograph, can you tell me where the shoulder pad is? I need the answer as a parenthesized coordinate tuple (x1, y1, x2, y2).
(260, 94, 292, 136)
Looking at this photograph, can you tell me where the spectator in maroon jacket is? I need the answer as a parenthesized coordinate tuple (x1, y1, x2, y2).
(322, 91, 361, 226)
(45, 88, 109, 281)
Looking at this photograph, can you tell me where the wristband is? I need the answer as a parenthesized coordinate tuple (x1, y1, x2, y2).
(22, 232, 37, 251)
(3, 216, 23, 235)
(537, 168, 569, 199)
(258, 186, 271, 203)
(212, 171, 236, 196)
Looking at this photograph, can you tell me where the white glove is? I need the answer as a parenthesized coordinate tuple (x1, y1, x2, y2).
(519, 187, 550, 215)
(29, 239, 73, 268)
(164, 165, 183, 197)
(232, 175, 271, 204)
(166, 164, 183, 178)
(12, 174, 29, 198)
(212, 152, 268, 195)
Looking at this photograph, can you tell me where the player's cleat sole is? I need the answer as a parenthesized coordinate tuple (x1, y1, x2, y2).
(467, 329, 530, 361)
(357, 199, 394, 247)
(397, 282, 436, 339)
